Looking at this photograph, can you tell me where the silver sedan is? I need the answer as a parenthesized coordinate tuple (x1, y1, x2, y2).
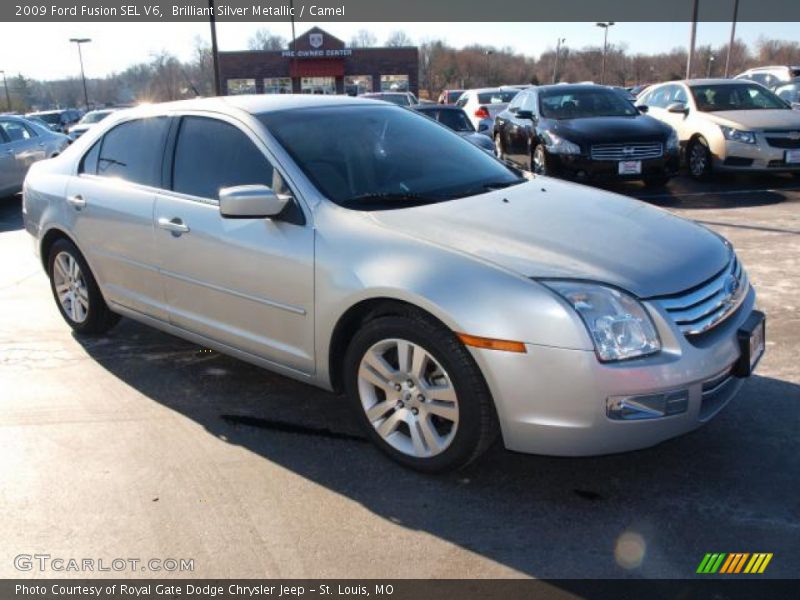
(22, 96, 764, 472)
(1, 115, 69, 197)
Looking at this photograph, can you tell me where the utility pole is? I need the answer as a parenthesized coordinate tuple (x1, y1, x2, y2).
(69, 38, 91, 108)
(596, 22, 614, 85)
(724, 0, 739, 78)
(289, 0, 297, 92)
(686, 0, 699, 79)
(707, 55, 716, 78)
(552, 38, 566, 84)
(208, 0, 221, 95)
(0, 71, 11, 112)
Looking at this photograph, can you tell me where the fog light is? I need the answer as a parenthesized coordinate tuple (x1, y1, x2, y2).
(607, 390, 689, 420)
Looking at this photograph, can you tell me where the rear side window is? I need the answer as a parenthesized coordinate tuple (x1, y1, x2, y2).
(0, 120, 34, 142)
(172, 117, 276, 200)
(97, 117, 169, 187)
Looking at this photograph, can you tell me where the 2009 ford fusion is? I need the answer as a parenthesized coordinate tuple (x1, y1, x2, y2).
(22, 95, 765, 472)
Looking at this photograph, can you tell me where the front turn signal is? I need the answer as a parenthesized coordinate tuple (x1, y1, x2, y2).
(457, 333, 527, 353)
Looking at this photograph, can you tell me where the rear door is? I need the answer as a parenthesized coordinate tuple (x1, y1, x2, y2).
(0, 118, 46, 188)
(64, 116, 170, 320)
(153, 114, 315, 373)
(0, 127, 15, 195)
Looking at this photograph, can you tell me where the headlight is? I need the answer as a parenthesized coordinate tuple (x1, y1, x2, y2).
(720, 125, 756, 145)
(542, 281, 661, 362)
(543, 131, 581, 155)
(666, 129, 679, 151)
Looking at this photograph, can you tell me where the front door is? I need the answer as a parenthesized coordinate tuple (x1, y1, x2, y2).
(154, 115, 315, 373)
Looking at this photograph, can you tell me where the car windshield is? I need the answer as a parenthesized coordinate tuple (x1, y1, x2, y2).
(447, 91, 464, 103)
(539, 89, 638, 119)
(31, 113, 61, 124)
(690, 84, 788, 111)
(422, 109, 474, 132)
(80, 111, 112, 124)
(476, 91, 518, 104)
(258, 105, 523, 210)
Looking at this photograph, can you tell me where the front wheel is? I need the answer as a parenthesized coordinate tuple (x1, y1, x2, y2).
(687, 138, 713, 181)
(530, 144, 549, 175)
(344, 313, 498, 473)
(494, 133, 505, 160)
(48, 238, 120, 335)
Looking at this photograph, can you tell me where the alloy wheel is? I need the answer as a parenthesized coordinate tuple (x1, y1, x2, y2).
(52, 251, 89, 323)
(357, 338, 459, 458)
(533, 146, 547, 174)
(689, 143, 708, 178)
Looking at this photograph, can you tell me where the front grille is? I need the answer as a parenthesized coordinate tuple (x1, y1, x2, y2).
(590, 142, 663, 161)
(765, 136, 800, 149)
(651, 255, 749, 337)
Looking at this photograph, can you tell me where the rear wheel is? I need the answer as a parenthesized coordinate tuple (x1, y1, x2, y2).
(48, 238, 120, 335)
(688, 137, 713, 181)
(344, 312, 498, 473)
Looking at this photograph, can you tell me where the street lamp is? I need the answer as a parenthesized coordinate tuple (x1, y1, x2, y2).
(69, 38, 91, 108)
(596, 22, 615, 85)
(552, 38, 566, 84)
(0, 70, 11, 112)
(707, 55, 716, 78)
(485, 50, 494, 86)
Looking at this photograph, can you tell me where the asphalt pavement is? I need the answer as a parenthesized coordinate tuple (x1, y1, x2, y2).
(1, 172, 798, 580)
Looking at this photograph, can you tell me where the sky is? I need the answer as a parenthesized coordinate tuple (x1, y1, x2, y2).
(0, 21, 797, 81)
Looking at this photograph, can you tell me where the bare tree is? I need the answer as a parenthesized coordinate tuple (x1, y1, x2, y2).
(248, 29, 287, 51)
(385, 31, 413, 47)
(349, 29, 378, 48)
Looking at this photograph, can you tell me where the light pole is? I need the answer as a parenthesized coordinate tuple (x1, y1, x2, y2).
(69, 38, 91, 108)
(552, 38, 566, 84)
(706, 55, 716, 78)
(596, 22, 615, 85)
(686, 0, 699, 79)
(208, 0, 221, 95)
(0, 70, 11, 112)
(724, 0, 740, 78)
(485, 50, 494, 86)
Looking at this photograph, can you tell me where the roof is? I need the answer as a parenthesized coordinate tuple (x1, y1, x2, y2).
(536, 83, 619, 93)
(413, 104, 463, 111)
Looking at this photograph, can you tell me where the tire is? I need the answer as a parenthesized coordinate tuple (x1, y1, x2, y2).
(494, 133, 505, 160)
(48, 238, 120, 335)
(343, 312, 499, 473)
(687, 137, 713, 181)
(530, 144, 549, 175)
(643, 174, 670, 188)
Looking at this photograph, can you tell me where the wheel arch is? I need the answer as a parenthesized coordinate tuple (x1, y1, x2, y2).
(39, 226, 77, 272)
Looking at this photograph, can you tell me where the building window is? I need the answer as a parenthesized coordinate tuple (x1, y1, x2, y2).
(301, 77, 336, 95)
(227, 79, 256, 95)
(263, 78, 292, 94)
(344, 75, 373, 96)
(380, 75, 409, 92)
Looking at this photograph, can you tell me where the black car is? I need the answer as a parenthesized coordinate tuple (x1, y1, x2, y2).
(493, 84, 680, 186)
(412, 105, 495, 153)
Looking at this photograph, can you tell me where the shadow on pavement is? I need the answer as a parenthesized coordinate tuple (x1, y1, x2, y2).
(74, 318, 800, 578)
(0, 195, 23, 233)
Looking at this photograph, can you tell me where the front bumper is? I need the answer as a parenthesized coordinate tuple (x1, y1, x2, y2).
(713, 135, 800, 172)
(549, 151, 680, 181)
(469, 287, 758, 456)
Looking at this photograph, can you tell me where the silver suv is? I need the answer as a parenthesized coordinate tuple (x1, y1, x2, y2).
(22, 96, 765, 472)
(734, 66, 800, 89)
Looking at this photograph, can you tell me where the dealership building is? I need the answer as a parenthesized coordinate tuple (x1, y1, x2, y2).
(218, 27, 419, 96)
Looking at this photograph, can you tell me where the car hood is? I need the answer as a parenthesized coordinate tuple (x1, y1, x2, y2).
(701, 109, 800, 130)
(367, 178, 729, 298)
(552, 115, 669, 143)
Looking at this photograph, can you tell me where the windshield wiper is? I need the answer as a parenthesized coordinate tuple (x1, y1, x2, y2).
(339, 192, 442, 208)
(481, 179, 525, 191)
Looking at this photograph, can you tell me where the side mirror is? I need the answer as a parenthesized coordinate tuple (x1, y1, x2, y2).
(667, 102, 688, 114)
(516, 109, 534, 120)
(636, 104, 649, 113)
(219, 184, 289, 219)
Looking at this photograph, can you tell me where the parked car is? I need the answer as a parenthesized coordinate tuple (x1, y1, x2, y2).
(629, 84, 652, 98)
(1, 114, 69, 197)
(609, 86, 637, 102)
(774, 81, 800, 110)
(360, 92, 419, 106)
(734, 66, 800, 89)
(23, 95, 764, 472)
(454, 88, 520, 135)
(638, 79, 800, 179)
(25, 109, 81, 133)
(412, 104, 495, 153)
(437, 89, 465, 105)
(67, 109, 117, 141)
(494, 84, 679, 186)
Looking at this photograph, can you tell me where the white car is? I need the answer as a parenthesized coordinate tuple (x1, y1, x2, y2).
(454, 88, 520, 136)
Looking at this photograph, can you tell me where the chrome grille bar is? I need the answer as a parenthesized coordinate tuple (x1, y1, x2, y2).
(590, 142, 663, 161)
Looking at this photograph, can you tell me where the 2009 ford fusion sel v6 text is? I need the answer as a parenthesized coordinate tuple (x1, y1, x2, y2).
(22, 95, 765, 472)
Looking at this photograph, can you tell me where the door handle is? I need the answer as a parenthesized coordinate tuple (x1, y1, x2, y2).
(157, 217, 190, 235)
(66, 194, 86, 209)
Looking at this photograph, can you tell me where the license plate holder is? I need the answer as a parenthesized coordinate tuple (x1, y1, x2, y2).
(618, 160, 642, 175)
(785, 149, 800, 164)
(733, 310, 766, 377)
